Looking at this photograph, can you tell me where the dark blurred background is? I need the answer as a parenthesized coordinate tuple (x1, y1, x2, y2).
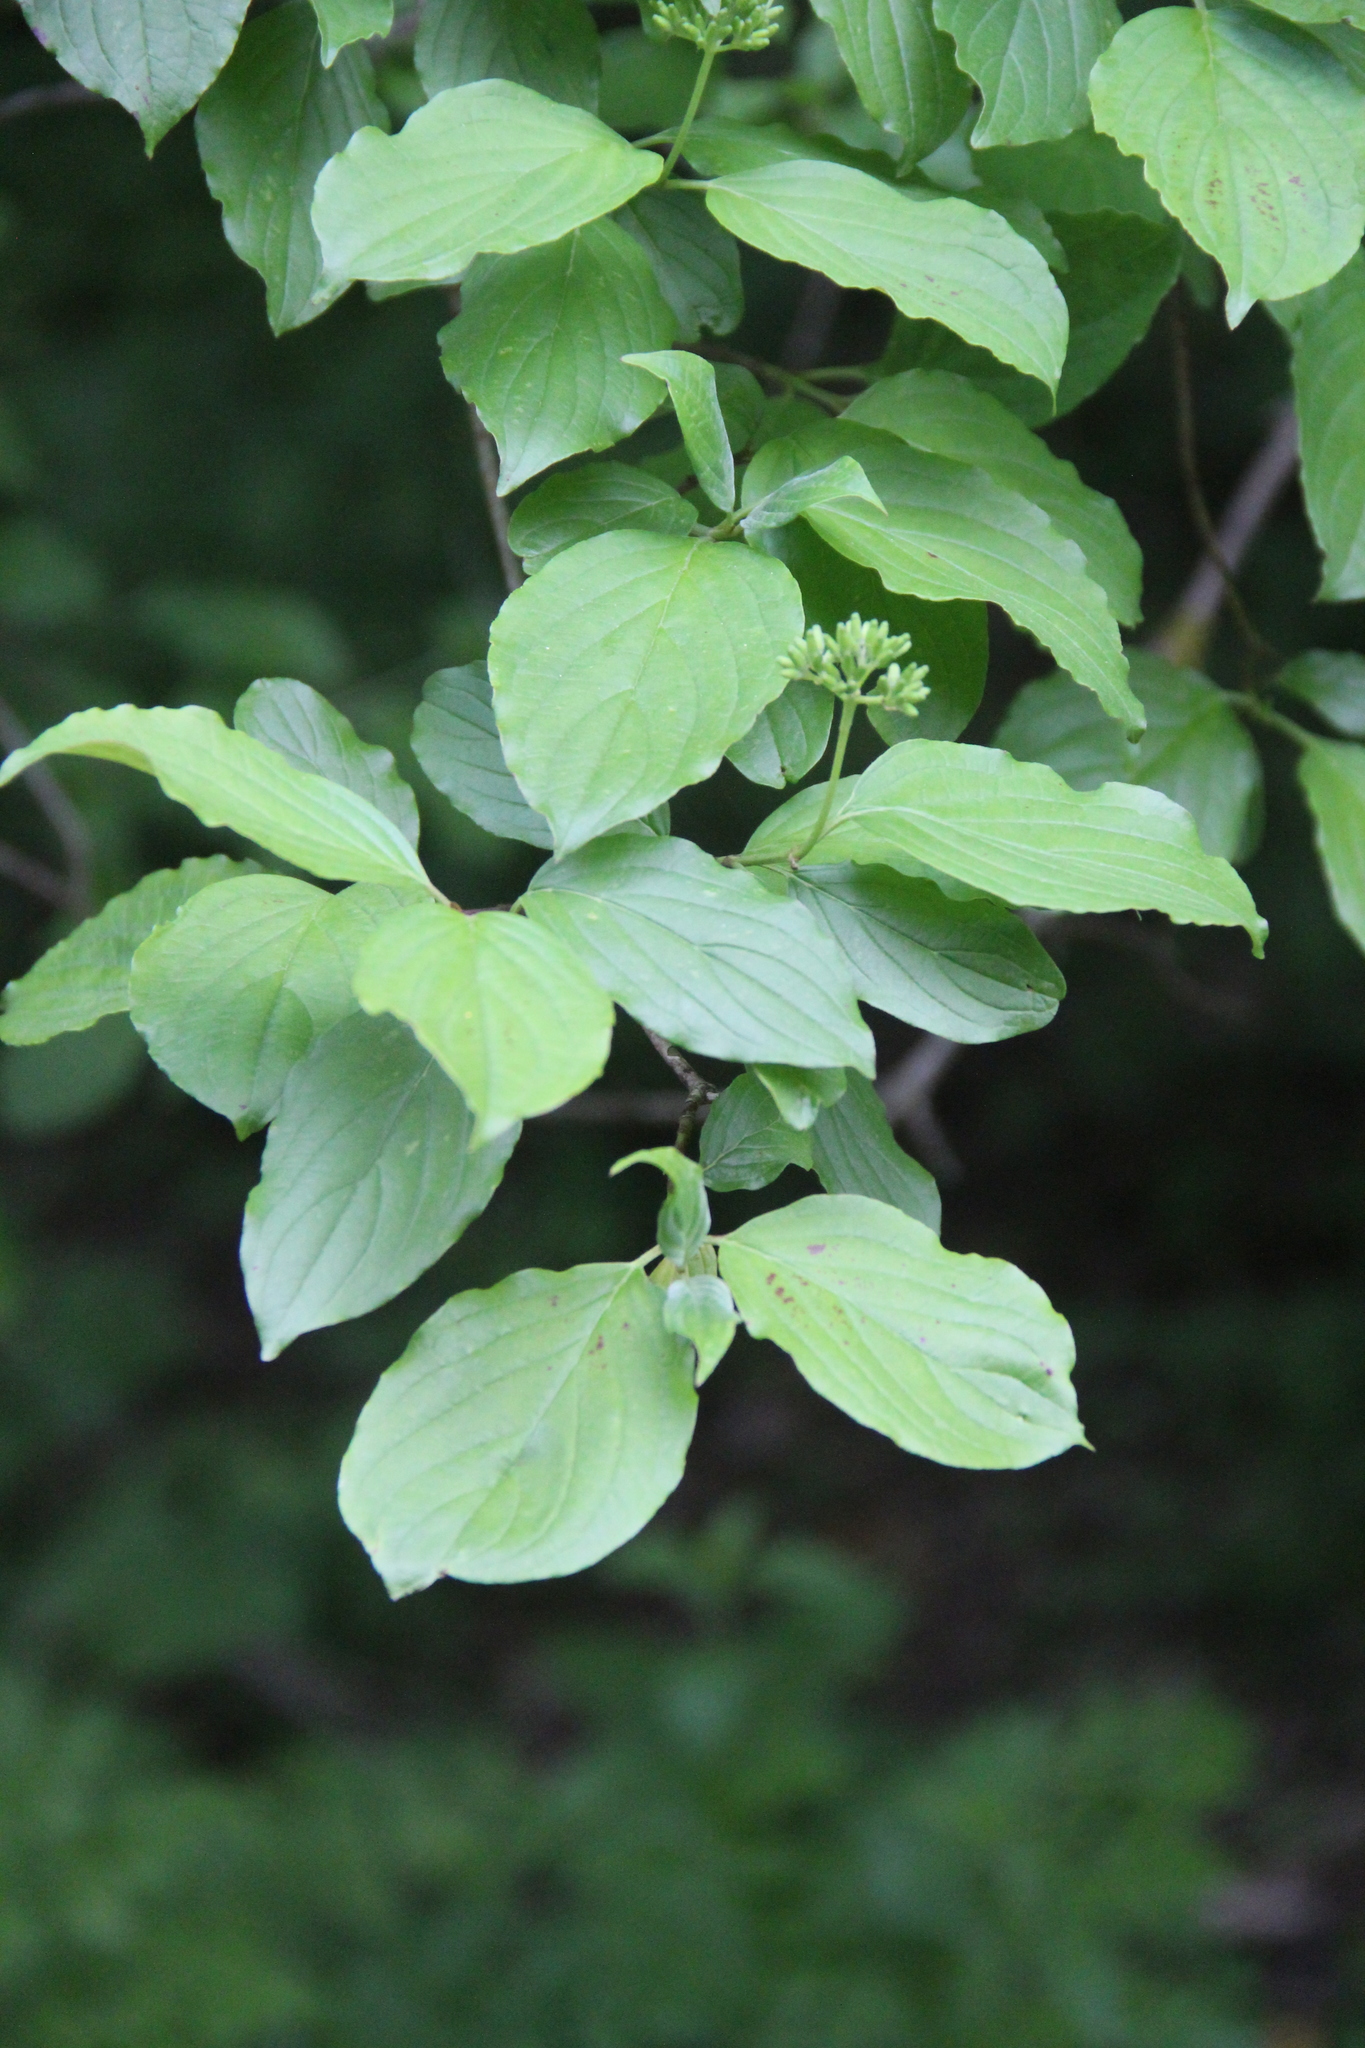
(0, 3, 1361, 2042)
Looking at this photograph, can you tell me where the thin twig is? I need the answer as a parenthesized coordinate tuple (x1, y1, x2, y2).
(876, 1035, 964, 1181)
(643, 1027, 717, 1152)
(1166, 291, 1281, 676)
(1151, 399, 1299, 671)
(467, 407, 524, 594)
(0, 841, 68, 905)
(0, 81, 97, 125)
(546, 1089, 692, 1125)
(0, 693, 94, 916)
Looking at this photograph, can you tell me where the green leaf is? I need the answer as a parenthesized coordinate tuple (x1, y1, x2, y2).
(705, 161, 1068, 391)
(0, 703, 434, 891)
(699, 1071, 813, 1190)
(352, 901, 614, 1140)
(338, 1260, 696, 1588)
(1089, 5, 1365, 325)
(878, 210, 1181, 427)
(1297, 736, 1365, 951)
(242, 1010, 515, 1358)
(196, 5, 387, 334)
(809, 0, 971, 164)
(412, 664, 553, 849)
(507, 464, 696, 575)
(612, 1146, 710, 1265)
(1278, 649, 1365, 737)
(749, 421, 1139, 735)
(777, 521, 987, 743)
(0, 1011, 145, 1139)
(791, 863, 1065, 1042)
(752, 1063, 848, 1130)
(312, 78, 661, 285)
(936, 0, 1119, 147)
(20, 0, 250, 149)
(1283, 251, 1365, 601)
(441, 222, 676, 495)
(523, 833, 875, 1071)
(726, 679, 833, 788)
(746, 739, 1267, 948)
(809, 1073, 941, 1230)
(129, 876, 422, 1131)
(415, 0, 600, 111)
(741, 456, 885, 538)
(720, 1193, 1082, 1468)
(488, 530, 804, 853)
(971, 127, 1168, 223)
(996, 655, 1263, 864)
(311, 0, 393, 67)
(661, 1274, 737, 1386)
(620, 350, 735, 513)
(617, 189, 744, 342)
(845, 370, 1141, 626)
(1, 857, 255, 1046)
(235, 677, 419, 844)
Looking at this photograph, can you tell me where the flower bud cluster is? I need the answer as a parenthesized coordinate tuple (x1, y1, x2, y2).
(649, 0, 784, 52)
(779, 614, 930, 713)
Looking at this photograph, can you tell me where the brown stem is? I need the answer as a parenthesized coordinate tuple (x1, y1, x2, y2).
(876, 1034, 964, 1181)
(1165, 291, 1280, 676)
(0, 81, 97, 125)
(468, 407, 524, 594)
(0, 840, 69, 905)
(643, 1027, 717, 1153)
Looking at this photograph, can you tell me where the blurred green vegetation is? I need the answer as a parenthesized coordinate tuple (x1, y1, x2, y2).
(0, 4, 1361, 2042)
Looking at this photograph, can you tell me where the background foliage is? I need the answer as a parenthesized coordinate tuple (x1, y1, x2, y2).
(0, 0, 1361, 2041)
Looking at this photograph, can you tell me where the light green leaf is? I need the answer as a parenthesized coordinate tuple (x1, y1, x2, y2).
(338, 1260, 696, 1588)
(1278, 649, 1365, 737)
(721, 1193, 1081, 1468)
(809, 0, 971, 164)
(1283, 252, 1365, 601)
(726, 679, 833, 788)
(1255, 0, 1365, 19)
(0, 703, 433, 891)
(1089, 5, 1365, 325)
(617, 189, 743, 342)
(810, 1073, 941, 1230)
(699, 1071, 813, 1190)
(777, 521, 987, 744)
(749, 421, 1139, 735)
(415, 0, 600, 110)
(621, 350, 735, 513)
(936, 0, 1119, 146)
(661, 1274, 737, 1386)
(508, 465, 697, 576)
(312, 78, 661, 285)
(714, 365, 767, 452)
(20, 0, 250, 149)
(235, 676, 419, 844)
(242, 1011, 517, 1359)
(996, 655, 1263, 864)
(792, 863, 1065, 1042)
(130, 875, 422, 1132)
(741, 456, 885, 538)
(752, 1063, 848, 1130)
(704, 161, 1068, 390)
(1297, 736, 1365, 951)
(878, 209, 1181, 427)
(746, 739, 1267, 948)
(353, 901, 614, 1140)
(412, 664, 553, 849)
(488, 530, 804, 853)
(524, 833, 875, 1071)
(197, 7, 387, 333)
(681, 118, 836, 176)
(1, 857, 255, 1046)
(612, 1146, 710, 1265)
(311, 0, 393, 66)
(846, 370, 1141, 625)
(442, 221, 676, 495)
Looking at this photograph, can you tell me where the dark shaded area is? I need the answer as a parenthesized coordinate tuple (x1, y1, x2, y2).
(0, 11, 1361, 2043)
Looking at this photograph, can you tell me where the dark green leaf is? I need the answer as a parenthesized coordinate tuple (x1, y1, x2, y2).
(1298, 736, 1365, 952)
(311, 0, 393, 66)
(507, 464, 696, 575)
(241, 1011, 518, 1359)
(699, 1072, 813, 1191)
(935, 0, 1120, 147)
(809, 1072, 941, 1229)
(752, 1063, 848, 1130)
(415, 0, 600, 111)
(1278, 649, 1365, 737)
(338, 1260, 696, 1587)
(20, 0, 251, 149)
(1282, 251, 1365, 600)
(726, 679, 833, 788)
(196, 4, 387, 335)
(809, 0, 971, 163)
(412, 663, 553, 849)
(617, 189, 744, 342)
